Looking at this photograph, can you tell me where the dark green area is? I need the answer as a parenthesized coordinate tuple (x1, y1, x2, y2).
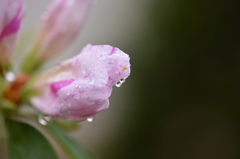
(6, 120, 58, 159)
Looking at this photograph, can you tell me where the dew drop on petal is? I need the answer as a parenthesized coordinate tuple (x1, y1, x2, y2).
(38, 114, 52, 125)
(120, 78, 126, 83)
(87, 116, 95, 122)
(115, 81, 122, 87)
(115, 78, 127, 87)
(5, 72, 15, 82)
(87, 97, 94, 105)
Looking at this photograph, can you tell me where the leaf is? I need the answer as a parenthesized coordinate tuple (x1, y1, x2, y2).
(47, 122, 97, 159)
(53, 119, 80, 132)
(8, 115, 97, 159)
(6, 119, 58, 159)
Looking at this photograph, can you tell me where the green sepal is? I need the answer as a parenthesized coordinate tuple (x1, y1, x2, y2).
(21, 44, 43, 73)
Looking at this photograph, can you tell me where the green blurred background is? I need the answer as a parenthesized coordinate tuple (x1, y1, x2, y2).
(25, 0, 240, 158)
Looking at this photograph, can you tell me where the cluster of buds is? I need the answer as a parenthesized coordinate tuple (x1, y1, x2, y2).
(0, 0, 130, 122)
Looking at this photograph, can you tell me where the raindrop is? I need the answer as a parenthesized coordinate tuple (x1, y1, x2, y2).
(115, 78, 127, 87)
(120, 78, 125, 83)
(5, 72, 15, 82)
(115, 81, 122, 87)
(87, 116, 94, 122)
(38, 114, 52, 125)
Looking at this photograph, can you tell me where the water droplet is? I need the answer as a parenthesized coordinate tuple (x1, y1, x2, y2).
(87, 97, 94, 105)
(90, 80, 95, 85)
(5, 72, 15, 82)
(38, 114, 52, 125)
(120, 78, 125, 83)
(115, 78, 127, 87)
(115, 81, 122, 87)
(87, 116, 94, 122)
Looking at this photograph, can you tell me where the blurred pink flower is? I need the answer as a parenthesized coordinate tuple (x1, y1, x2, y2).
(0, 0, 131, 122)
(0, 0, 24, 66)
(35, 0, 91, 60)
(32, 44, 131, 121)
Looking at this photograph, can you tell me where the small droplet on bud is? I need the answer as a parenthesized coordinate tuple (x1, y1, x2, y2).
(87, 97, 94, 105)
(115, 78, 126, 87)
(38, 114, 52, 125)
(87, 116, 95, 122)
(115, 81, 122, 87)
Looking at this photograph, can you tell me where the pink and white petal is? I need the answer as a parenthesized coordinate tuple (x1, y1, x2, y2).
(0, 0, 8, 32)
(57, 79, 111, 110)
(74, 44, 131, 87)
(38, 0, 91, 59)
(0, 0, 25, 65)
(67, 99, 109, 121)
(32, 44, 130, 121)
(31, 89, 61, 115)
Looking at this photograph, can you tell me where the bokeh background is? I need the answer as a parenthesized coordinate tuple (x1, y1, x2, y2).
(24, 0, 240, 158)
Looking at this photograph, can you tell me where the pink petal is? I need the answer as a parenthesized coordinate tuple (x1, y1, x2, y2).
(36, 0, 91, 59)
(0, 0, 25, 65)
(50, 79, 75, 94)
(32, 44, 131, 121)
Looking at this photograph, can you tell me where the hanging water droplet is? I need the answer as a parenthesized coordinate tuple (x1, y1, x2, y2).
(115, 81, 122, 87)
(38, 114, 52, 125)
(87, 116, 95, 122)
(5, 72, 15, 82)
(115, 78, 127, 87)
(120, 78, 125, 83)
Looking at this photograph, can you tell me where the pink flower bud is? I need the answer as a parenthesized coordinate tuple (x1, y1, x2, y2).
(0, 0, 25, 65)
(36, 0, 91, 60)
(32, 44, 131, 121)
